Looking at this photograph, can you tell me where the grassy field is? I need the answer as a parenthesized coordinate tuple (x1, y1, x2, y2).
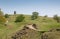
(0, 14, 60, 39)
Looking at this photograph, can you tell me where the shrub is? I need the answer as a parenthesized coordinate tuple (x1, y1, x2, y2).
(44, 15, 48, 17)
(53, 15, 60, 23)
(0, 15, 6, 24)
(5, 14, 9, 18)
(15, 14, 25, 22)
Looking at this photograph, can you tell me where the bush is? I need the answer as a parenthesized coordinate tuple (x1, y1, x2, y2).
(5, 14, 9, 18)
(15, 14, 25, 22)
(44, 15, 48, 17)
(0, 15, 6, 24)
(53, 15, 60, 23)
(31, 12, 39, 20)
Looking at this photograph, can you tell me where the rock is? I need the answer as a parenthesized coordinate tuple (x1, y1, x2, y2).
(11, 24, 40, 39)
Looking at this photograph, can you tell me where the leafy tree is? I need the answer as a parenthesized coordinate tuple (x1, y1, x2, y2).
(0, 8, 3, 16)
(0, 15, 6, 24)
(0, 9, 6, 24)
(15, 14, 25, 22)
(14, 11, 16, 15)
(53, 15, 60, 23)
(5, 14, 9, 18)
(31, 12, 39, 20)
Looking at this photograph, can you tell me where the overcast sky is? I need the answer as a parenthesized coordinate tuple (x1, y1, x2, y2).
(0, 0, 60, 17)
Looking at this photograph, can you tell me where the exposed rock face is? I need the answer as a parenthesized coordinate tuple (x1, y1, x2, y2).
(41, 31, 60, 39)
(11, 24, 40, 39)
(41, 28, 60, 39)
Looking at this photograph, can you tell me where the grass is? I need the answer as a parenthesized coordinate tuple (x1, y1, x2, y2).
(0, 14, 60, 39)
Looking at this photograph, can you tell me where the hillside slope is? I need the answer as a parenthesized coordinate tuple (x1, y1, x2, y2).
(0, 14, 60, 39)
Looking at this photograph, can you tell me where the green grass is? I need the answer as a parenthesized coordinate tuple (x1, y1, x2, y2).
(0, 14, 60, 39)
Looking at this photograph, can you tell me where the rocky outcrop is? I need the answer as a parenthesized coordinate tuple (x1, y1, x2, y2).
(41, 28, 60, 39)
(11, 24, 40, 39)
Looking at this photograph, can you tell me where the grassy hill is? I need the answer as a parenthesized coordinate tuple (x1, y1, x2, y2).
(0, 14, 60, 39)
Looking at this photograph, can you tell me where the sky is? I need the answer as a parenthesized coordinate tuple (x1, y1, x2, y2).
(0, 0, 60, 17)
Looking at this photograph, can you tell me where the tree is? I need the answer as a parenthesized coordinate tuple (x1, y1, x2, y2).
(0, 9, 6, 24)
(14, 11, 16, 15)
(0, 8, 3, 16)
(53, 15, 60, 23)
(15, 14, 25, 22)
(5, 14, 9, 18)
(31, 12, 39, 20)
(0, 15, 6, 24)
